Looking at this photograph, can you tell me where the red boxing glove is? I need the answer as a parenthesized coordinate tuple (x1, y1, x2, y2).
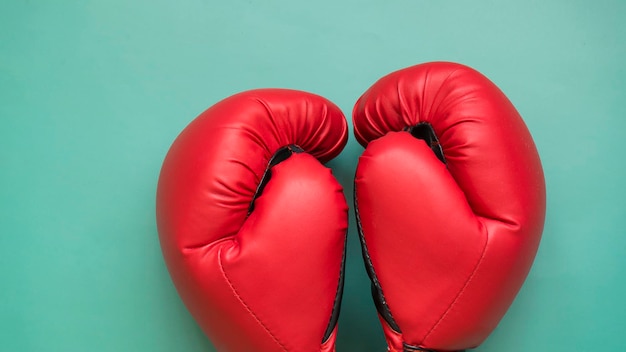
(157, 89, 349, 351)
(353, 62, 546, 351)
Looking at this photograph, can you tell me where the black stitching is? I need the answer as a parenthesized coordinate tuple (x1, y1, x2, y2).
(322, 231, 348, 343)
(354, 178, 401, 333)
(403, 343, 465, 352)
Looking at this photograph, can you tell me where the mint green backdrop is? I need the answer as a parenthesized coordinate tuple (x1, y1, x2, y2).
(1, 1, 624, 351)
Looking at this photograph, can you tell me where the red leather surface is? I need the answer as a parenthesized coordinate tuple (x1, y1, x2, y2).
(353, 62, 546, 351)
(157, 89, 349, 351)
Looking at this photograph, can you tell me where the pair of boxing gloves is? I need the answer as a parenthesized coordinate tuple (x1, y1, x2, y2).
(156, 62, 546, 352)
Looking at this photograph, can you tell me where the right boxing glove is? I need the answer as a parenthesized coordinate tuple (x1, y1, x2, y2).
(157, 89, 349, 351)
(353, 62, 546, 351)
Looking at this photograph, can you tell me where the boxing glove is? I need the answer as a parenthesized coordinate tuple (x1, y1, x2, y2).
(353, 62, 546, 351)
(157, 89, 349, 352)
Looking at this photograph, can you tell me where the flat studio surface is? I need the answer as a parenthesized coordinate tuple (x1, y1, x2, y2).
(1, 1, 624, 351)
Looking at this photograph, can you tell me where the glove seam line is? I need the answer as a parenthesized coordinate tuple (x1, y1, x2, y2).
(353, 179, 401, 334)
(421, 225, 489, 343)
(217, 247, 289, 352)
(322, 232, 348, 343)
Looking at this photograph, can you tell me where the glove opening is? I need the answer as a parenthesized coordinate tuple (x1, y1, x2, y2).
(247, 144, 303, 216)
(404, 122, 447, 165)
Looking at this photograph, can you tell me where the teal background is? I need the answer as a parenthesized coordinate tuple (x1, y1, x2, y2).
(1, 1, 625, 351)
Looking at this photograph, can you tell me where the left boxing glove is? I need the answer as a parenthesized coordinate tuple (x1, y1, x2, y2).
(156, 89, 348, 352)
